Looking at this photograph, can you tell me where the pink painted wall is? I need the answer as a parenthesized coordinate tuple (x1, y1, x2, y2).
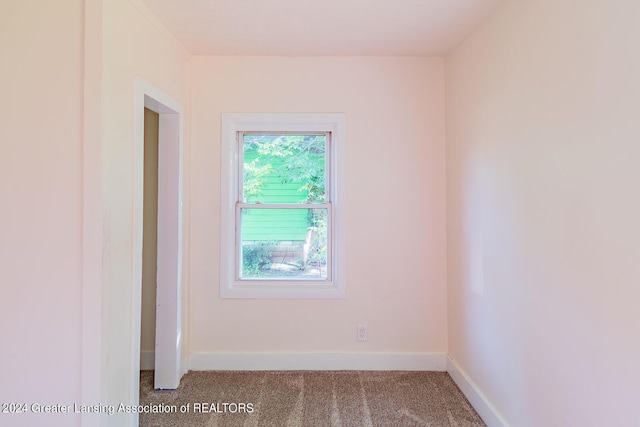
(99, 0, 190, 424)
(2, 1, 190, 426)
(0, 1, 84, 426)
(446, 0, 640, 425)
(189, 56, 448, 356)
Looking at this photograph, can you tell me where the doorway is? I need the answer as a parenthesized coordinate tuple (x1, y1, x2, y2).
(140, 108, 159, 372)
(131, 78, 185, 414)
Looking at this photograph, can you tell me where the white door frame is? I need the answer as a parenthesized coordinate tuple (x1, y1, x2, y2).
(132, 77, 184, 401)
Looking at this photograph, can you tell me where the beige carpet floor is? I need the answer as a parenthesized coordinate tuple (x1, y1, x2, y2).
(139, 370, 486, 427)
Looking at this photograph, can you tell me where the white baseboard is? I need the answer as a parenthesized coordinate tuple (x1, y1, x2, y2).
(140, 351, 155, 370)
(446, 356, 508, 427)
(188, 352, 447, 371)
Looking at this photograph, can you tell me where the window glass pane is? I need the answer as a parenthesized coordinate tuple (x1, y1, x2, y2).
(240, 208, 328, 280)
(242, 134, 326, 204)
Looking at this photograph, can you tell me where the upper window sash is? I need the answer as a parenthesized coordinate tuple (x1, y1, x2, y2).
(237, 131, 331, 205)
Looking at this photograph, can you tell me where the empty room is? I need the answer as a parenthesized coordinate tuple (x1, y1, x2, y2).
(1, 0, 639, 426)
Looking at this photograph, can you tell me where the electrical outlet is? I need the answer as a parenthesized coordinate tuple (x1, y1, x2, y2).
(357, 325, 368, 342)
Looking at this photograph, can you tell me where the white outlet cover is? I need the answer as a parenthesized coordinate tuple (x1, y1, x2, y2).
(357, 325, 368, 341)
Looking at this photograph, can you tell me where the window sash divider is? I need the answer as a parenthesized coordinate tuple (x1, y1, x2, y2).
(236, 202, 331, 210)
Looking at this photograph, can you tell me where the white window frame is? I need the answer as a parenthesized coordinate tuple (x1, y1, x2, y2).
(220, 113, 346, 299)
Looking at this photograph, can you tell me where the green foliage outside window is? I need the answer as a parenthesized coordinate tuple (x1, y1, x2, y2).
(241, 134, 328, 279)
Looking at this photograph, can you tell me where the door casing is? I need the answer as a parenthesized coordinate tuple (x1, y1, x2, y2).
(132, 78, 185, 411)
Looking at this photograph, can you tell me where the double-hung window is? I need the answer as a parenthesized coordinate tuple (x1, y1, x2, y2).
(220, 113, 345, 298)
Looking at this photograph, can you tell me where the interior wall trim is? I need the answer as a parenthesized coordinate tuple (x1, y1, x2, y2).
(188, 352, 447, 371)
(446, 356, 509, 427)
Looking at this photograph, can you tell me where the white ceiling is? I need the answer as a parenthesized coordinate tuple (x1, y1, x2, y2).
(143, 0, 503, 56)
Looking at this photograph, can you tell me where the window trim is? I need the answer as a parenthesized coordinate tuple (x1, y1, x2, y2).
(220, 113, 346, 299)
